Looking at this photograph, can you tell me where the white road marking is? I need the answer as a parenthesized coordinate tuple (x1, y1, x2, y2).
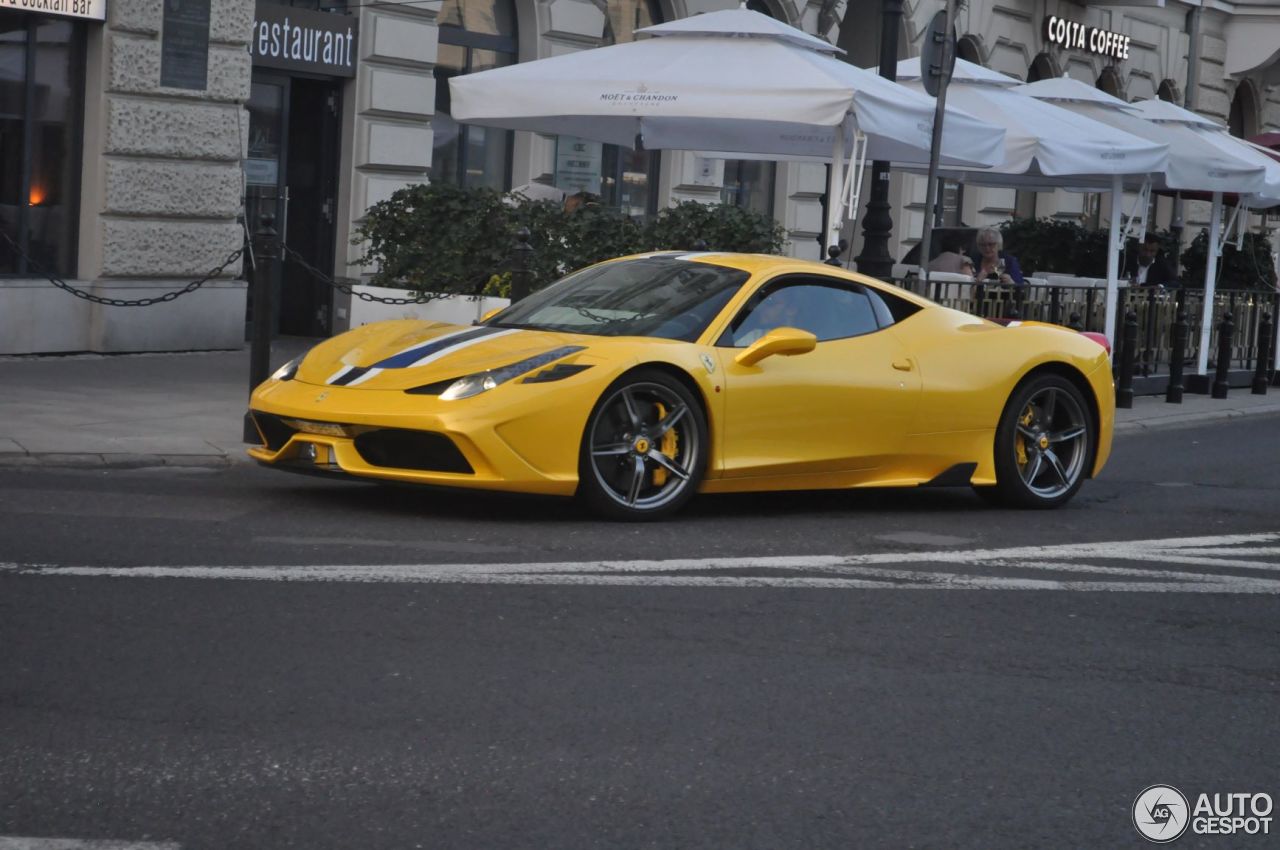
(3, 532, 1279, 593)
(0, 839, 180, 850)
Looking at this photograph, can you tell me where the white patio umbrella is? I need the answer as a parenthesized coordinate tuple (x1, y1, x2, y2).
(450, 7, 1006, 251)
(1132, 99, 1280, 208)
(896, 59, 1167, 188)
(1016, 77, 1271, 368)
(894, 60, 1169, 348)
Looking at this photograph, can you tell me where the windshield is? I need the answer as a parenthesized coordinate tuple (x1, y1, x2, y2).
(485, 256, 750, 341)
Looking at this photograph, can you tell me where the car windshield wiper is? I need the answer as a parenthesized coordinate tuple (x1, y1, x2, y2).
(486, 321, 541, 330)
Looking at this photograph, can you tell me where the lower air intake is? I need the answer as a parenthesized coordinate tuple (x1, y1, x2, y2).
(252, 411, 297, 451)
(353, 429, 474, 474)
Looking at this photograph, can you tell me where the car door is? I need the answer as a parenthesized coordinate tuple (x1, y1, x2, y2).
(716, 276, 922, 478)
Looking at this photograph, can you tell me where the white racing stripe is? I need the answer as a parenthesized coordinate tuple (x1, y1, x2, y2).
(4, 533, 1280, 593)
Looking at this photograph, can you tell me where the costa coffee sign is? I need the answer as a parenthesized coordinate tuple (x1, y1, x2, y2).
(1044, 15, 1131, 61)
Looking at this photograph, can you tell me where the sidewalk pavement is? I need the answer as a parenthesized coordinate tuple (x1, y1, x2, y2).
(2, 342, 1278, 470)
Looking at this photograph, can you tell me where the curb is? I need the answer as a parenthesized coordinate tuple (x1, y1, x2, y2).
(0, 452, 241, 470)
(1115, 403, 1280, 434)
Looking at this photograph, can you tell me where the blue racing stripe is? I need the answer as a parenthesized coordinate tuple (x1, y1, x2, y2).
(330, 366, 374, 386)
(372, 326, 508, 369)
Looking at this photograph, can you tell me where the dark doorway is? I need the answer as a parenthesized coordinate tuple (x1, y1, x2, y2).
(245, 71, 342, 338)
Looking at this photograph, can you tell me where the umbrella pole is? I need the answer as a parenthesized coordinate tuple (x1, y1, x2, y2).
(826, 122, 846, 258)
(1104, 174, 1123, 351)
(1196, 191, 1224, 375)
(917, 0, 956, 297)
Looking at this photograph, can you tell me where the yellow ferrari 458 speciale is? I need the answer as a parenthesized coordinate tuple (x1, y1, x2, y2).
(248, 252, 1114, 519)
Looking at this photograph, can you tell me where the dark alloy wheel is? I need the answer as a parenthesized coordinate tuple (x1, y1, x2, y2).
(985, 373, 1094, 509)
(578, 369, 707, 520)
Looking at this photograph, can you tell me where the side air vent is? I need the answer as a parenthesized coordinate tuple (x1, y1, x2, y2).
(251, 411, 298, 451)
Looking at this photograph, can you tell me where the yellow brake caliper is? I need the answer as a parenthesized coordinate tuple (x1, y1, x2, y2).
(650, 403, 679, 487)
(1015, 405, 1034, 466)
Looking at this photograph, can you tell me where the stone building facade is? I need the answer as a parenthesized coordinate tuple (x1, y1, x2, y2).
(1, 0, 250, 353)
(1, 0, 1277, 353)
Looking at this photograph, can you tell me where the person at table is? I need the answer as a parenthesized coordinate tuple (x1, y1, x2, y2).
(928, 235, 976, 277)
(1125, 233, 1177, 288)
(969, 227, 1024, 286)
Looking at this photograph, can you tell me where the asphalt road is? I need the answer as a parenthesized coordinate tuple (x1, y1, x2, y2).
(1, 417, 1278, 848)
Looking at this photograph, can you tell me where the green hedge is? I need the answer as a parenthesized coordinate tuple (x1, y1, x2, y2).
(1177, 229, 1276, 290)
(996, 216, 1275, 289)
(354, 185, 788, 297)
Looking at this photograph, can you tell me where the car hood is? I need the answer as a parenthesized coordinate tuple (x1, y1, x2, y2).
(291, 320, 606, 391)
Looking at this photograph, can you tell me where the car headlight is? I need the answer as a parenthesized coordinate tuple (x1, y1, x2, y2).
(271, 356, 303, 382)
(438, 346, 585, 400)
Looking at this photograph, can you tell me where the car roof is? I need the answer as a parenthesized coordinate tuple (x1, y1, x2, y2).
(621, 251, 935, 308)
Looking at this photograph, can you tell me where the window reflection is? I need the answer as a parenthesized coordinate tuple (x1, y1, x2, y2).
(1, 16, 83, 276)
(433, 1, 516, 189)
(718, 0, 776, 218)
(721, 159, 775, 217)
(553, 0, 662, 217)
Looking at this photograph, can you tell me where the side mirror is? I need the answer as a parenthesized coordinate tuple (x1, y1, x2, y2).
(479, 307, 504, 323)
(734, 327, 817, 367)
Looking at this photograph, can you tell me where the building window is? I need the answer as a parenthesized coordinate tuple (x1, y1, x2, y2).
(956, 35, 982, 64)
(714, 0, 777, 217)
(1096, 66, 1124, 99)
(1228, 82, 1258, 140)
(0, 14, 85, 277)
(1027, 53, 1055, 83)
(432, 0, 518, 189)
(551, 0, 663, 217)
(720, 159, 775, 217)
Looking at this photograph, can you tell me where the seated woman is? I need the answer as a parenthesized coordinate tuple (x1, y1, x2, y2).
(969, 227, 1025, 286)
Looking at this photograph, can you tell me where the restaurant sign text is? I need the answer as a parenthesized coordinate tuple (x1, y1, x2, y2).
(250, 2, 358, 78)
(1044, 15, 1131, 61)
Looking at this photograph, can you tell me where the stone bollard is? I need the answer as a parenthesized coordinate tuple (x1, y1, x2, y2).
(1211, 311, 1234, 400)
(1253, 313, 1273, 395)
(825, 245, 842, 266)
(1166, 303, 1187, 404)
(1116, 310, 1138, 409)
(1067, 312, 1084, 332)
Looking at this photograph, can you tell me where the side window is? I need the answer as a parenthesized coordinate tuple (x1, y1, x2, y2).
(866, 285, 923, 325)
(725, 281, 881, 347)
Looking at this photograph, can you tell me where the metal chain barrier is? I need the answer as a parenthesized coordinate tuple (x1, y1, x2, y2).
(0, 228, 244, 308)
(280, 242, 504, 305)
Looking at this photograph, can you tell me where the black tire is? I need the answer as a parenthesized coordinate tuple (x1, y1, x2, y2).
(986, 373, 1094, 509)
(577, 369, 707, 520)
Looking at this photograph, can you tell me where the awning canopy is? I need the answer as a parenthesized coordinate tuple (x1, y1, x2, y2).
(449, 8, 1005, 169)
(1132, 100, 1280, 208)
(896, 58, 1168, 190)
(1014, 78, 1269, 197)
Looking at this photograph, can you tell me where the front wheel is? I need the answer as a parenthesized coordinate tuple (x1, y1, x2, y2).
(986, 373, 1094, 509)
(578, 369, 707, 520)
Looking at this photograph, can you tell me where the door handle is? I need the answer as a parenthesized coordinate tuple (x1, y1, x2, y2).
(892, 358, 914, 372)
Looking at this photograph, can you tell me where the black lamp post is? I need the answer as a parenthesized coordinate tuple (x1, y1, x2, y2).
(854, 0, 905, 280)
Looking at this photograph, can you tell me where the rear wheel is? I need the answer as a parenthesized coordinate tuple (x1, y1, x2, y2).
(578, 369, 706, 520)
(985, 373, 1094, 509)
